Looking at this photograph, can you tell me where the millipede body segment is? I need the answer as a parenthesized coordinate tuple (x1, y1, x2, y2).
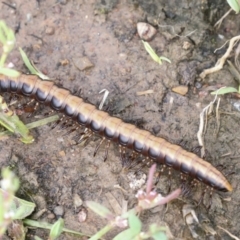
(0, 73, 233, 192)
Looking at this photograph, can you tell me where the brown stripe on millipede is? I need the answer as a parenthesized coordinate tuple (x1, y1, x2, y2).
(0, 73, 233, 192)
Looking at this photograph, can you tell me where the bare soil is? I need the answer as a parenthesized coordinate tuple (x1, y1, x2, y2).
(0, 0, 240, 239)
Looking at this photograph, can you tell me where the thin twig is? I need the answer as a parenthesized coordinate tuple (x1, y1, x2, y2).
(2, 2, 16, 10)
(197, 92, 221, 157)
(214, 8, 232, 29)
(217, 226, 240, 240)
(215, 98, 221, 137)
(157, 24, 196, 38)
(200, 35, 240, 79)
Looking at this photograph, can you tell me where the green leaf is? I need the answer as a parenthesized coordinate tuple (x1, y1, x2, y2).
(211, 87, 238, 95)
(159, 56, 171, 63)
(19, 47, 49, 80)
(0, 21, 7, 44)
(142, 41, 171, 65)
(128, 212, 142, 234)
(11, 196, 36, 220)
(142, 40, 160, 63)
(148, 223, 167, 240)
(23, 219, 86, 237)
(0, 97, 34, 143)
(152, 232, 167, 240)
(0, 188, 35, 220)
(49, 218, 64, 240)
(86, 201, 114, 219)
(34, 236, 44, 240)
(0, 68, 20, 78)
(227, 0, 240, 13)
(19, 47, 38, 75)
(113, 228, 139, 240)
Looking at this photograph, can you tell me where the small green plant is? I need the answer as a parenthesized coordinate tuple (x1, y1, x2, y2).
(226, 0, 240, 13)
(211, 86, 240, 95)
(142, 40, 171, 65)
(211, 61, 240, 96)
(86, 164, 181, 240)
(19, 47, 49, 80)
(0, 168, 86, 239)
(0, 21, 19, 77)
(0, 95, 34, 143)
(0, 168, 35, 237)
(0, 20, 58, 142)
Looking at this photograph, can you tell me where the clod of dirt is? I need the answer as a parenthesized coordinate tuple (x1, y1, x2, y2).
(127, 171, 146, 190)
(72, 57, 94, 71)
(177, 60, 199, 85)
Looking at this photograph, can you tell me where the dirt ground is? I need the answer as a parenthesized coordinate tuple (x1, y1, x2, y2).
(0, 0, 240, 239)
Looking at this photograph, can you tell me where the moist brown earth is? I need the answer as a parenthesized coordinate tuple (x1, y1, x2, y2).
(0, 0, 240, 239)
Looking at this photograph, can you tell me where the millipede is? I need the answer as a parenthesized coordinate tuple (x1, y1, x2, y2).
(0, 73, 233, 192)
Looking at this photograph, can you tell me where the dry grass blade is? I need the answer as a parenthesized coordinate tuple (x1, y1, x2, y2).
(217, 226, 240, 240)
(200, 35, 240, 79)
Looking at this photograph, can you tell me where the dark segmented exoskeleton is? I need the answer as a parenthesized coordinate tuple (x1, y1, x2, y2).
(0, 73, 233, 192)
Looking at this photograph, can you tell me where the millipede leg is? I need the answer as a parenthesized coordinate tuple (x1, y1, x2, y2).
(167, 168, 172, 193)
(62, 126, 78, 137)
(103, 140, 111, 162)
(94, 137, 105, 156)
(207, 188, 214, 209)
(51, 115, 65, 129)
(119, 146, 127, 166)
(197, 186, 209, 206)
(154, 165, 165, 186)
(77, 129, 92, 144)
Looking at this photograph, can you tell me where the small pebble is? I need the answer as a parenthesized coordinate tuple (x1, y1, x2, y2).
(195, 81, 202, 89)
(172, 86, 188, 95)
(78, 208, 87, 223)
(152, 125, 161, 135)
(73, 194, 83, 208)
(45, 26, 55, 35)
(47, 213, 55, 219)
(53, 206, 64, 217)
(58, 0, 68, 5)
(58, 150, 66, 157)
(60, 59, 69, 66)
(182, 41, 193, 50)
(73, 56, 94, 71)
(233, 100, 240, 111)
(137, 22, 157, 41)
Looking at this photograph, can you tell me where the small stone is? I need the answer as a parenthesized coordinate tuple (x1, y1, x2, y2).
(45, 26, 55, 35)
(60, 59, 69, 66)
(59, 150, 66, 157)
(73, 194, 83, 208)
(137, 22, 157, 41)
(233, 100, 240, 111)
(78, 208, 87, 223)
(53, 206, 64, 217)
(195, 81, 202, 89)
(47, 213, 55, 219)
(182, 41, 193, 50)
(58, 0, 68, 5)
(73, 57, 94, 71)
(172, 86, 188, 95)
